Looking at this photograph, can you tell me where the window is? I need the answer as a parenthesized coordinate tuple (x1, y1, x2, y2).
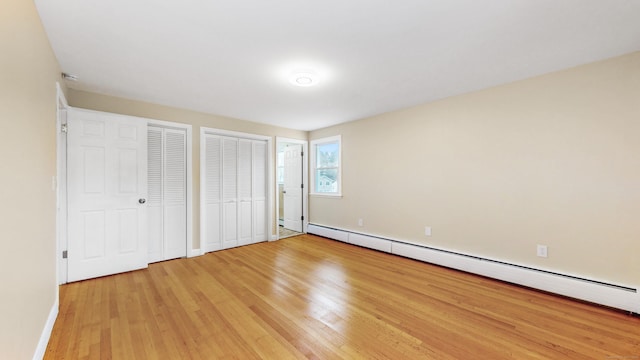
(310, 135, 341, 196)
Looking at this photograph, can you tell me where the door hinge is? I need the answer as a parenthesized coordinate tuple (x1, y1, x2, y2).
(301, 216, 304, 221)
(301, 151, 304, 157)
(61, 123, 68, 133)
(62, 250, 68, 259)
(301, 183, 304, 189)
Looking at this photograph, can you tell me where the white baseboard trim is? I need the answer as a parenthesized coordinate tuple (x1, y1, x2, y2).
(32, 298, 58, 360)
(308, 223, 639, 313)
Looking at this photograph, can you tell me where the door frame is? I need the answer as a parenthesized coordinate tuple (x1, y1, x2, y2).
(146, 119, 195, 258)
(275, 137, 308, 239)
(200, 127, 274, 249)
(56, 83, 68, 285)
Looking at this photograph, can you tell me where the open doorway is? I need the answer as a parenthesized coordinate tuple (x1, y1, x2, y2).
(276, 138, 308, 239)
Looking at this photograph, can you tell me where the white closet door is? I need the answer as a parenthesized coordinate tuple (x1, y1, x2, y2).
(147, 126, 187, 262)
(147, 127, 164, 263)
(202, 133, 268, 253)
(163, 129, 187, 259)
(204, 136, 222, 252)
(238, 139, 253, 246)
(253, 141, 267, 242)
(222, 137, 238, 249)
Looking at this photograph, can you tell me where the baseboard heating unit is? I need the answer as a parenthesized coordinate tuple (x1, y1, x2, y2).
(307, 223, 639, 314)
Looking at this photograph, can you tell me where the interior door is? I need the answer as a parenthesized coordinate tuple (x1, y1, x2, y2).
(147, 126, 187, 263)
(203, 135, 222, 252)
(67, 108, 148, 282)
(283, 144, 303, 232)
(163, 128, 187, 259)
(222, 137, 238, 249)
(252, 141, 268, 242)
(238, 139, 253, 246)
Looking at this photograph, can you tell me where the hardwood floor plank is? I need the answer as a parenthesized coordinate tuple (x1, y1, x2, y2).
(45, 235, 640, 359)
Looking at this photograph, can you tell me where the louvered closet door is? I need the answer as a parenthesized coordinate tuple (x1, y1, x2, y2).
(147, 125, 187, 263)
(222, 137, 238, 249)
(238, 139, 253, 246)
(202, 133, 268, 253)
(163, 129, 187, 259)
(253, 141, 267, 242)
(203, 136, 222, 252)
(147, 127, 164, 263)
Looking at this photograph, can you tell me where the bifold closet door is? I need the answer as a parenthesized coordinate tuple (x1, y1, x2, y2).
(203, 136, 222, 252)
(238, 139, 253, 246)
(252, 141, 267, 242)
(203, 134, 267, 252)
(222, 137, 238, 249)
(148, 126, 187, 263)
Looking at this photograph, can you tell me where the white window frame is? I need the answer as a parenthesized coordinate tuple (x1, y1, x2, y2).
(310, 135, 342, 197)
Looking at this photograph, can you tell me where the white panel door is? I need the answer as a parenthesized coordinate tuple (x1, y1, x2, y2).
(222, 137, 238, 249)
(283, 144, 303, 232)
(203, 135, 222, 252)
(67, 109, 148, 282)
(253, 141, 268, 241)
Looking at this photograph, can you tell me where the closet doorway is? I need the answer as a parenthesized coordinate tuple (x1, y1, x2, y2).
(201, 128, 272, 253)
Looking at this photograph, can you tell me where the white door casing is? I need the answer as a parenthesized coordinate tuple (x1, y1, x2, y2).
(67, 108, 148, 282)
(283, 144, 303, 232)
(56, 83, 69, 285)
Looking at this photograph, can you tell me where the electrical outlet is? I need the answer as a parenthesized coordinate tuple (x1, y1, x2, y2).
(537, 245, 548, 258)
(424, 226, 432, 236)
(358, 218, 363, 227)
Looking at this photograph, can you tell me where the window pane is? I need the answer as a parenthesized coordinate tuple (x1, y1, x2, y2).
(315, 168, 338, 193)
(316, 142, 339, 168)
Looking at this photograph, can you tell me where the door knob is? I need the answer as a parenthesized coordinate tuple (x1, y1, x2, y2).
(138, 198, 146, 204)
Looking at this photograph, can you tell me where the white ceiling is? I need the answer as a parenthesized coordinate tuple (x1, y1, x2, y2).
(35, 0, 640, 131)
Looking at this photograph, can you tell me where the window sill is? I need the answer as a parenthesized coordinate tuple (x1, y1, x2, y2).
(310, 193, 343, 198)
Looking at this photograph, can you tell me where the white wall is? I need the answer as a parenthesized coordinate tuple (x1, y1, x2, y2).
(0, 0, 63, 358)
(310, 51, 640, 288)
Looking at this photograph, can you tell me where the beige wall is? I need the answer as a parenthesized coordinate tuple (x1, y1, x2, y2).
(0, 0, 63, 358)
(68, 89, 307, 248)
(310, 52, 640, 287)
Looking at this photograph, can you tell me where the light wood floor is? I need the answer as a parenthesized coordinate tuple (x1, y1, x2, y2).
(46, 234, 640, 359)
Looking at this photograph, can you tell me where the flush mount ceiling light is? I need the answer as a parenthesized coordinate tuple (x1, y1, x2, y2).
(289, 71, 319, 87)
